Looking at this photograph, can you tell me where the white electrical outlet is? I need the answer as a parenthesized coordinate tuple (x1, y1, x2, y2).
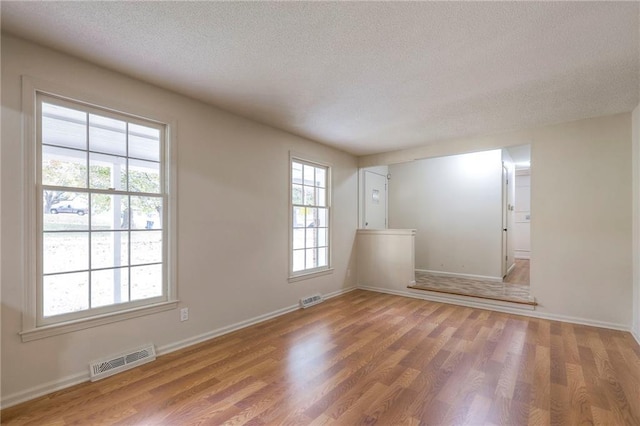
(180, 307, 189, 322)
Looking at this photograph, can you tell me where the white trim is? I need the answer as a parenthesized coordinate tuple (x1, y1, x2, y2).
(22, 75, 38, 334)
(159, 286, 354, 356)
(415, 268, 503, 283)
(514, 250, 531, 260)
(357, 285, 630, 331)
(20, 75, 179, 334)
(0, 286, 356, 409)
(288, 268, 334, 283)
(288, 153, 333, 279)
(0, 372, 89, 411)
(20, 301, 179, 342)
(506, 262, 516, 276)
(356, 229, 416, 236)
(156, 304, 299, 356)
(632, 325, 640, 347)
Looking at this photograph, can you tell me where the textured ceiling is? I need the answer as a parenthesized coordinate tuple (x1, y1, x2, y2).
(2, 2, 639, 156)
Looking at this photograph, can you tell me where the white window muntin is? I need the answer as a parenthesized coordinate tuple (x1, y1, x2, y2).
(36, 92, 169, 326)
(290, 156, 331, 277)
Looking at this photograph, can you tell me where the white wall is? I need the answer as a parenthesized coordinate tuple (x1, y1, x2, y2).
(356, 229, 415, 290)
(388, 150, 503, 279)
(362, 113, 633, 329)
(531, 114, 631, 328)
(633, 103, 640, 342)
(0, 35, 358, 404)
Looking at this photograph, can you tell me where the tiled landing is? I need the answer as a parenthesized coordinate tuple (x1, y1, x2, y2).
(409, 271, 536, 306)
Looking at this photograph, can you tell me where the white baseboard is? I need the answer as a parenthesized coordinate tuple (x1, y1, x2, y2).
(514, 250, 530, 260)
(158, 286, 355, 356)
(357, 285, 630, 332)
(632, 326, 640, 347)
(0, 372, 89, 410)
(506, 262, 516, 276)
(0, 286, 356, 410)
(416, 269, 503, 283)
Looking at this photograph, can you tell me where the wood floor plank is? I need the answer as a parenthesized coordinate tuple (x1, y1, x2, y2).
(532, 345, 551, 405)
(2, 290, 639, 425)
(461, 393, 492, 425)
(565, 362, 594, 425)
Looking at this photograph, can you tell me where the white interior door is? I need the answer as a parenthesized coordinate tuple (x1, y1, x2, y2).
(514, 170, 531, 259)
(364, 171, 387, 229)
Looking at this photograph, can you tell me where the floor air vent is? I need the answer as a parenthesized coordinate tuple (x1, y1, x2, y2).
(300, 293, 324, 308)
(89, 344, 156, 381)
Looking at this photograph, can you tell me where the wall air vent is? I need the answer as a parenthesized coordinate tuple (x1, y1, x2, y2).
(300, 293, 324, 309)
(89, 344, 156, 382)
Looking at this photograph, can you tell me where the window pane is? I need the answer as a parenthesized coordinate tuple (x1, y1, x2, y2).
(43, 272, 89, 317)
(305, 248, 317, 269)
(316, 168, 326, 188)
(130, 196, 162, 230)
(318, 228, 327, 247)
(39, 96, 168, 324)
(91, 194, 129, 230)
(317, 188, 326, 206)
(90, 152, 127, 190)
(303, 165, 315, 185)
(317, 247, 328, 267)
(43, 192, 88, 231)
(42, 103, 87, 150)
(306, 228, 317, 249)
(292, 184, 303, 204)
(128, 159, 160, 193)
(293, 206, 306, 228)
(129, 123, 160, 162)
(131, 231, 162, 265)
(131, 264, 162, 301)
(91, 231, 129, 269)
(42, 145, 87, 188)
(292, 250, 305, 272)
(293, 229, 305, 250)
(306, 208, 318, 227)
(91, 268, 129, 308)
(292, 162, 303, 184)
(89, 114, 126, 156)
(318, 208, 328, 227)
(303, 186, 315, 206)
(43, 232, 88, 274)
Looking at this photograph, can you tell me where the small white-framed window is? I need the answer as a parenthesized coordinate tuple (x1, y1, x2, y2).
(28, 88, 175, 332)
(290, 157, 331, 278)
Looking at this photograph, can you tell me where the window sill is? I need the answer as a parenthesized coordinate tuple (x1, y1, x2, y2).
(289, 268, 334, 283)
(20, 300, 179, 342)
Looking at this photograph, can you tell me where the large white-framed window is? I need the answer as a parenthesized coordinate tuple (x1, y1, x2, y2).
(21, 77, 177, 341)
(290, 156, 331, 279)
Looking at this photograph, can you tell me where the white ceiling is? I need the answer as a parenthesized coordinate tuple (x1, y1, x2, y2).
(2, 2, 638, 156)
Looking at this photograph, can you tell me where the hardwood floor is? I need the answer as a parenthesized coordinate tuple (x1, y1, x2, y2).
(2, 290, 639, 425)
(504, 259, 530, 285)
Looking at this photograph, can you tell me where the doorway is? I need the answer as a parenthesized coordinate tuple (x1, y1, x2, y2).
(363, 170, 387, 229)
(502, 163, 509, 277)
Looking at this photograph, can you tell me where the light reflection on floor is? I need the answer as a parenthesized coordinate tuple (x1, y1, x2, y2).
(285, 327, 332, 386)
